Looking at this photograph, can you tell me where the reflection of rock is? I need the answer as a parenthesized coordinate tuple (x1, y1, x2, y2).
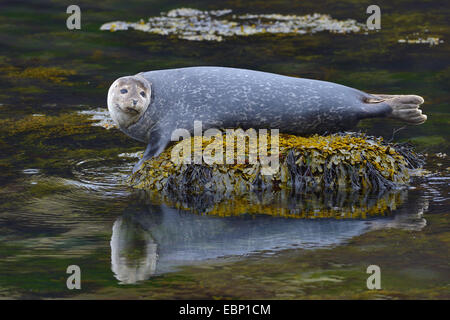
(111, 216, 157, 284)
(137, 188, 408, 219)
(110, 188, 428, 283)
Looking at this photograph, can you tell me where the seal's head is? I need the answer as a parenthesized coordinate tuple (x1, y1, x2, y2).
(108, 74, 151, 129)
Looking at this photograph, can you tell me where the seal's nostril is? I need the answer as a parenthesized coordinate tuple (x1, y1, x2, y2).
(132, 99, 137, 106)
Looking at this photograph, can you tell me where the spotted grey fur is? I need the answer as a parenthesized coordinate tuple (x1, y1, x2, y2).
(107, 66, 425, 172)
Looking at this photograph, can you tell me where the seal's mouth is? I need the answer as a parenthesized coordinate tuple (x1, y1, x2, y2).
(117, 104, 139, 115)
(125, 107, 139, 114)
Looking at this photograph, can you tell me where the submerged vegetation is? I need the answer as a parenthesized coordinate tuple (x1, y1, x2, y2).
(0, 65, 76, 84)
(0, 111, 139, 182)
(5, 66, 76, 84)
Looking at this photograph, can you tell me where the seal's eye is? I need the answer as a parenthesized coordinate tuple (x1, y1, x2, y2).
(120, 89, 128, 94)
(140, 91, 146, 98)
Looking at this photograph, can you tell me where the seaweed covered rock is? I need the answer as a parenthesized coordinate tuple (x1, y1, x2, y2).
(129, 132, 423, 195)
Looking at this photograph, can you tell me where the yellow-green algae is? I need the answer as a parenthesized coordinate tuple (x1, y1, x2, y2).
(130, 133, 422, 193)
(0, 113, 94, 139)
(0, 65, 76, 84)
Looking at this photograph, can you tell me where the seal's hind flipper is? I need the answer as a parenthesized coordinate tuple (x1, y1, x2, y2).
(370, 94, 427, 125)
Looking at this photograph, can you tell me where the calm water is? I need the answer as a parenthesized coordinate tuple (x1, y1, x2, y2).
(0, 0, 448, 299)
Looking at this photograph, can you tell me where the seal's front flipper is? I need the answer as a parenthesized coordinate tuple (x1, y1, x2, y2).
(132, 144, 154, 174)
(132, 143, 161, 174)
(367, 94, 427, 125)
(132, 134, 169, 174)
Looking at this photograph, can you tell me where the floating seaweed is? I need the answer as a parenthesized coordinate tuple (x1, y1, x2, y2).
(100, 8, 365, 42)
(398, 37, 444, 46)
(78, 108, 117, 129)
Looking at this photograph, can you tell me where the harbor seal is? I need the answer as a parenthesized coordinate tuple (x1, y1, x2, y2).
(107, 66, 426, 172)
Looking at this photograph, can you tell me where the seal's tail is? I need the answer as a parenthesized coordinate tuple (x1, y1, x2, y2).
(369, 94, 427, 124)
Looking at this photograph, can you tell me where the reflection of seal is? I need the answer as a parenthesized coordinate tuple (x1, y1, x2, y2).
(107, 67, 426, 172)
(109, 188, 427, 282)
(110, 216, 157, 284)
